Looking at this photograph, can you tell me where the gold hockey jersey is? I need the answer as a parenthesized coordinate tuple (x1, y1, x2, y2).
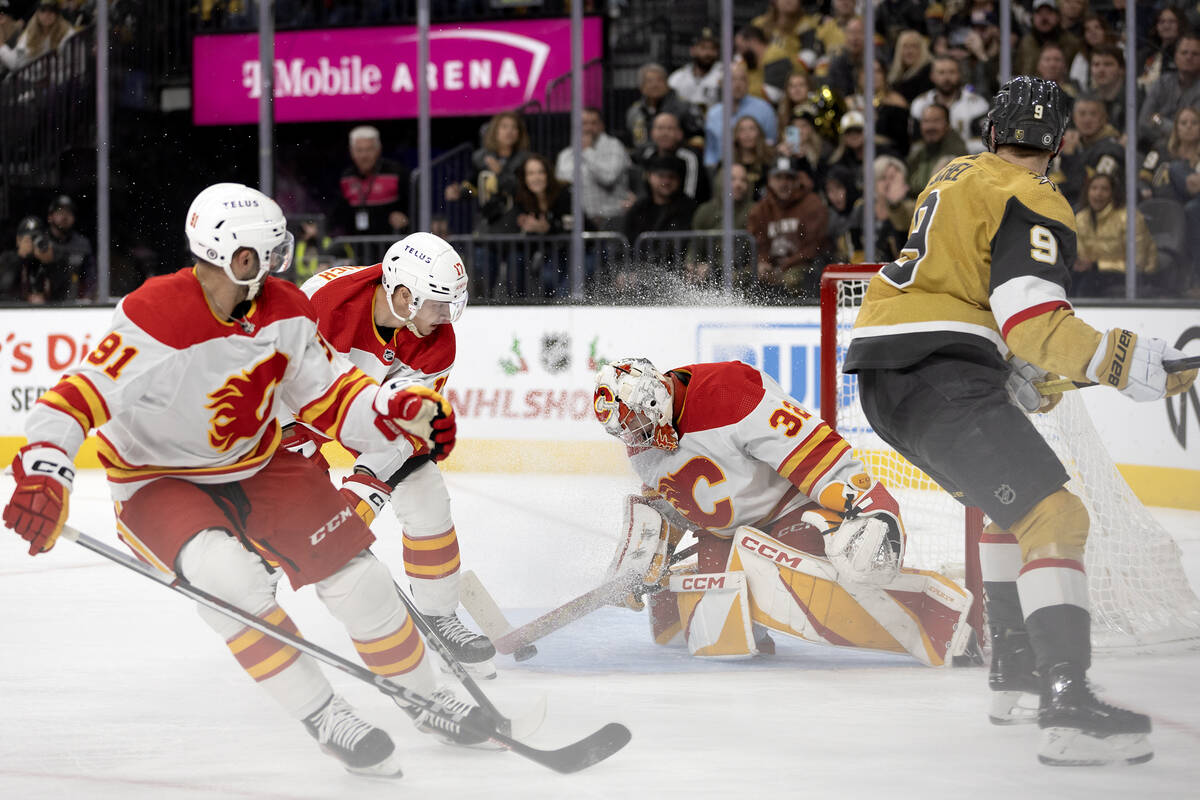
(844, 152, 1103, 381)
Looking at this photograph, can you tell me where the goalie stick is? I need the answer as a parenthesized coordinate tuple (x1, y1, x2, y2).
(1036, 354, 1200, 395)
(462, 543, 700, 657)
(59, 524, 630, 774)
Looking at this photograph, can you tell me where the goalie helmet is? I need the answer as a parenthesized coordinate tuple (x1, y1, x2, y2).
(593, 358, 679, 450)
(185, 183, 294, 297)
(985, 76, 1069, 154)
(381, 232, 468, 325)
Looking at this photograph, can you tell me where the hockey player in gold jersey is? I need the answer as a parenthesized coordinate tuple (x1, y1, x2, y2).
(844, 77, 1197, 766)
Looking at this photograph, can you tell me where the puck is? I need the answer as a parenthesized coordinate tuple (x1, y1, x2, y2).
(513, 644, 538, 662)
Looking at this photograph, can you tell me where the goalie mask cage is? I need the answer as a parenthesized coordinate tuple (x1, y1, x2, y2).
(819, 264, 1200, 652)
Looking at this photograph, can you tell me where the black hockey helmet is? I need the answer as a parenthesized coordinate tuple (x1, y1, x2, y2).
(985, 76, 1070, 154)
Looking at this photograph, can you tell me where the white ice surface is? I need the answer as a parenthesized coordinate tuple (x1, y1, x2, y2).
(2, 471, 1199, 799)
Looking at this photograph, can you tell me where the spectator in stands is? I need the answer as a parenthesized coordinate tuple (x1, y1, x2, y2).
(911, 55, 990, 153)
(829, 110, 866, 196)
(906, 103, 967, 197)
(44, 194, 92, 301)
(751, 0, 821, 63)
(291, 218, 354, 286)
(704, 61, 778, 168)
(632, 112, 709, 203)
(555, 107, 631, 232)
(1139, 5, 1186, 91)
(849, 55, 911, 157)
(728, 116, 774, 200)
(826, 15, 865, 99)
(500, 154, 574, 297)
(824, 164, 863, 263)
(746, 155, 831, 300)
(778, 102, 833, 184)
(0, 216, 53, 302)
(331, 126, 410, 238)
(1139, 33, 1200, 155)
(446, 111, 532, 233)
(873, 155, 916, 262)
(962, 9, 1001, 97)
(0, 0, 74, 71)
(775, 71, 813, 136)
(668, 27, 723, 114)
(1090, 44, 1130, 132)
(876, 0, 932, 43)
(815, 0, 857, 56)
(1015, 0, 1081, 79)
(1069, 13, 1113, 91)
(686, 163, 755, 287)
(618, 154, 698, 292)
(1036, 42, 1080, 98)
(1072, 172, 1157, 298)
(0, 3, 24, 70)
(1141, 106, 1200, 203)
(625, 63, 701, 151)
(889, 30, 934, 104)
(1056, 94, 1124, 207)
(734, 24, 783, 104)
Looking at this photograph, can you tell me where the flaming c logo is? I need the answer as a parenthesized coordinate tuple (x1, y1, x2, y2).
(594, 385, 616, 425)
(206, 352, 290, 451)
(657, 457, 734, 530)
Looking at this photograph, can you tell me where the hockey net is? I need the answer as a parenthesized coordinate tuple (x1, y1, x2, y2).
(820, 264, 1200, 651)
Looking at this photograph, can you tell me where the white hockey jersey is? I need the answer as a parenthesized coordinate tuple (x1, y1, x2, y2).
(629, 361, 870, 537)
(29, 268, 388, 501)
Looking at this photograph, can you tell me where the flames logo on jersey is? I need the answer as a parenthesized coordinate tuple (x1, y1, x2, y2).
(657, 457, 734, 530)
(206, 352, 290, 451)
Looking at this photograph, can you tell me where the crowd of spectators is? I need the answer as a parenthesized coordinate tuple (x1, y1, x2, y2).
(6, 0, 1200, 304)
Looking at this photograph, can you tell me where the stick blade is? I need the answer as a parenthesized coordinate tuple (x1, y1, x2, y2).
(509, 722, 632, 774)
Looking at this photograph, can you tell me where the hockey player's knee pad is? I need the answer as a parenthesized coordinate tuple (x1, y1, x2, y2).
(391, 459, 452, 537)
(315, 550, 405, 637)
(179, 528, 279, 637)
(1010, 488, 1089, 562)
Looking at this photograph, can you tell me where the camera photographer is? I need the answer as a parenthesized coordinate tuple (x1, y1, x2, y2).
(0, 216, 54, 303)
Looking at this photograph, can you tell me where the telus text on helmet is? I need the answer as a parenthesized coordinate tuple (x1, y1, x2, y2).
(222, 200, 261, 209)
(403, 245, 432, 264)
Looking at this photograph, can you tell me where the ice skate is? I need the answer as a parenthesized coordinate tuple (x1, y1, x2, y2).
(403, 687, 494, 747)
(1037, 663, 1153, 766)
(304, 695, 404, 778)
(425, 611, 497, 679)
(988, 628, 1040, 725)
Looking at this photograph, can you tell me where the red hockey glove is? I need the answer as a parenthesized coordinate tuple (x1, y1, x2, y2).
(3, 442, 75, 555)
(280, 423, 331, 471)
(373, 383, 457, 462)
(340, 472, 393, 526)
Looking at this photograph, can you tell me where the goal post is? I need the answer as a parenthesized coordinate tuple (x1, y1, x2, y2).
(819, 263, 1200, 652)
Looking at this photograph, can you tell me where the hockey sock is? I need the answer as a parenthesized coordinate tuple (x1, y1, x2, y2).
(1018, 558, 1092, 674)
(979, 524, 1024, 630)
(403, 527, 461, 616)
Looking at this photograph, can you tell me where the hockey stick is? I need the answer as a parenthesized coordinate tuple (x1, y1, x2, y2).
(58, 524, 630, 774)
(1036, 355, 1200, 395)
(463, 542, 701, 657)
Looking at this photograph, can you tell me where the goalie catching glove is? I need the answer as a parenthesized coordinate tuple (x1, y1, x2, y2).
(1087, 328, 1198, 402)
(3, 442, 75, 555)
(825, 481, 905, 586)
(373, 381, 457, 461)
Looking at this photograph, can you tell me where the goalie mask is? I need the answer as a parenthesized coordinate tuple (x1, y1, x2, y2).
(381, 232, 468, 331)
(594, 358, 679, 451)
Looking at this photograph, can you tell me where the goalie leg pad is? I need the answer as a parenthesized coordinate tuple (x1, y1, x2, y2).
(179, 529, 332, 719)
(731, 527, 972, 665)
(669, 571, 758, 658)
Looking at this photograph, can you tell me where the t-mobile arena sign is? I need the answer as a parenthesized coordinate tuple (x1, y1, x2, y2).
(193, 18, 602, 124)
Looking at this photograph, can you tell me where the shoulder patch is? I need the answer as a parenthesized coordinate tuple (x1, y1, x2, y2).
(676, 361, 766, 435)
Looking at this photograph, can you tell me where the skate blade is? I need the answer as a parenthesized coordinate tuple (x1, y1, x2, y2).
(338, 751, 405, 779)
(988, 691, 1039, 725)
(436, 655, 497, 681)
(1038, 728, 1154, 766)
(446, 693, 548, 750)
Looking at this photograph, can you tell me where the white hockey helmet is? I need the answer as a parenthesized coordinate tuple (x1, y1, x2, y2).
(381, 232, 468, 324)
(593, 357, 679, 450)
(185, 183, 294, 295)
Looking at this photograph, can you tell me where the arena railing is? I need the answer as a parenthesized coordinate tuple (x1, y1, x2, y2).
(630, 229, 758, 294)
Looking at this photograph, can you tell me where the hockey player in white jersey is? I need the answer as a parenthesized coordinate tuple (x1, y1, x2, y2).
(2, 183, 484, 778)
(594, 357, 975, 665)
(284, 232, 495, 677)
